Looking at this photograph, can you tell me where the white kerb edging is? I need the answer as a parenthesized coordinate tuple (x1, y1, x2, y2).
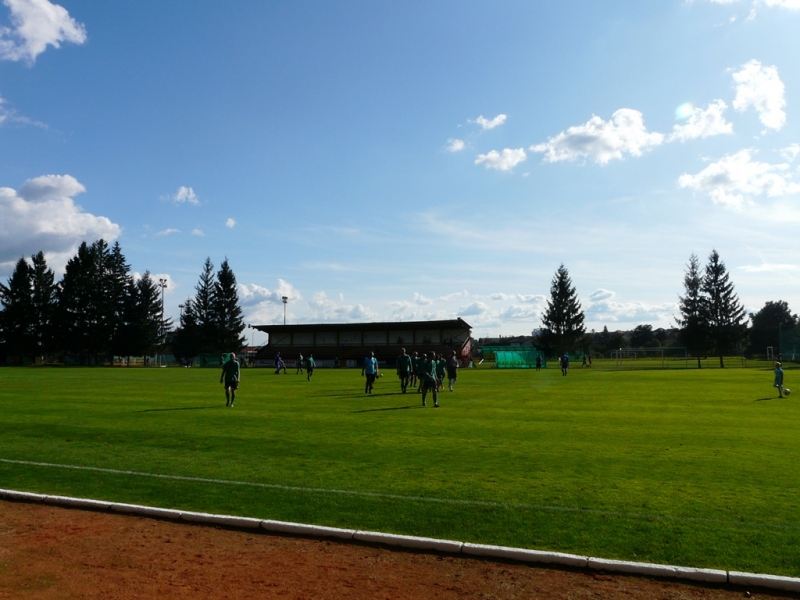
(588, 557, 727, 583)
(463, 543, 587, 568)
(261, 520, 356, 540)
(354, 531, 462, 553)
(728, 571, 800, 592)
(4, 489, 800, 593)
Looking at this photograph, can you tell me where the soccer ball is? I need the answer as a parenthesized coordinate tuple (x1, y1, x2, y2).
(784, 388, 791, 396)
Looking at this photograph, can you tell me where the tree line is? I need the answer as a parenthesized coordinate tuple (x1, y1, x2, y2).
(536, 250, 797, 366)
(0, 240, 246, 365)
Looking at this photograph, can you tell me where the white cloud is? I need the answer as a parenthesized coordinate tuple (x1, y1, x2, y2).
(308, 291, 377, 322)
(585, 289, 677, 323)
(0, 93, 45, 128)
(155, 228, 180, 236)
(761, 0, 800, 8)
(0, 174, 120, 272)
(732, 59, 786, 131)
(780, 143, 800, 162)
(739, 262, 800, 272)
(191, 228, 204, 236)
(667, 100, 733, 142)
(457, 301, 489, 317)
(171, 186, 199, 205)
(0, 0, 86, 63)
(225, 217, 236, 228)
(678, 149, 800, 208)
(474, 148, 526, 171)
(445, 138, 465, 153)
(239, 279, 301, 307)
(471, 114, 507, 130)
(530, 109, 664, 164)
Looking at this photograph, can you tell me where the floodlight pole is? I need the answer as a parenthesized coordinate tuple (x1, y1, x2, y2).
(158, 278, 168, 366)
(282, 296, 288, 325)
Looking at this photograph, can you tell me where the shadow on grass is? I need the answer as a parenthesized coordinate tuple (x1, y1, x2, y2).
(352, 405, 426, 413)
(137, 406, 224, 413)
(755, 396, 785, 402)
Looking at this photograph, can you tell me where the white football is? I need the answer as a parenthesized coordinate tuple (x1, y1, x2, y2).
(784, 388, 791, 396)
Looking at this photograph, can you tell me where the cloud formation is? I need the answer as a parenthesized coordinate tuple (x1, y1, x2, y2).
(0, 174, 120, 271)
(530, 109, 664, 164)
(678, 149, 800, 208)
(474, 148, 526, 171)
(585, 289, 677, 323)
(732, 59, 786, 131)
(171, 186, 199, 205)
(668, 100, 734, 142)
(471, 114, 507, 130)
(0, 0, 86, 63)
(445, 138, 465, 153)
(225, 217, 236, 228)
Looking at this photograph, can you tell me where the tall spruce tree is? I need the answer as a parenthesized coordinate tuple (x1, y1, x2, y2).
(701, 249, 747, 368)
(212, 258, 246, 352)
(54, 242, 97, 363)
(173, 258, 218, 358)
(29, 251, 57, 359)
(0, 257, 35, 361)
(540, 264, 585, 356)
(676, 253, 707, 368)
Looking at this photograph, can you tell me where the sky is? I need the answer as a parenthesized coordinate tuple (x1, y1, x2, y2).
(1, 0, 799, 344)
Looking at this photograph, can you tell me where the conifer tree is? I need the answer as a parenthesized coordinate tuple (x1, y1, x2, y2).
(676, 253, 707, 368)
(540, 264, 585, 356)
(701, 249, 747, 368)
(0, 257, 35, 361)
(212, 258, 246, 352)
(29, 252, 57, 359)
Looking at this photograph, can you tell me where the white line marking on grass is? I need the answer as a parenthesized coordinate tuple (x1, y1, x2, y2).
(2, 458, 797, 531)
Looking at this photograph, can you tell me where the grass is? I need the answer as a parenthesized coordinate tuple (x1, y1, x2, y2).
(1, 364, 799, 576)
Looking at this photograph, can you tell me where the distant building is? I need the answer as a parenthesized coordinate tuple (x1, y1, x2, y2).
(252, 318, 472, 367)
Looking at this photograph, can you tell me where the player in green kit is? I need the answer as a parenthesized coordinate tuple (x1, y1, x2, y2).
(220, 353, 241, 407)
(396, 348, 413, 393)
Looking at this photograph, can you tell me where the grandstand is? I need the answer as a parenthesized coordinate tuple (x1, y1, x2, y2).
(251, 318, 472, 367)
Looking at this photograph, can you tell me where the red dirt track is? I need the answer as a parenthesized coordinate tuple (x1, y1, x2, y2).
(0, 500, 795, 599)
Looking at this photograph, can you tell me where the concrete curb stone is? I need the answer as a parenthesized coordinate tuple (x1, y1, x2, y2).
(462, 543, 587, 568)
(4, 489, 800, 594)
(261, 520, 356, 540)
(588, 557, 728, 583)
(354, 531, 463, 553)
(728, 571, 800, 592)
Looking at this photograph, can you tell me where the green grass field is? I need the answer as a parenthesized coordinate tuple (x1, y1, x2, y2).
(1, 365, 799, 576)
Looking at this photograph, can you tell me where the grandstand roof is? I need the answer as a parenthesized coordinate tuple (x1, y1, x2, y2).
(252, 318, 471, 335)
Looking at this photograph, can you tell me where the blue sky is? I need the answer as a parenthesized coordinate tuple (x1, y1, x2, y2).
(1, 0, 799, 343)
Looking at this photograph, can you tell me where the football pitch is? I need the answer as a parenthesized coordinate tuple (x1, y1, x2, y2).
(1, 365, 799, 577)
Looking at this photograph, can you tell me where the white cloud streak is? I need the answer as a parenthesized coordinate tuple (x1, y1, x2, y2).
(474, 148, 526, 171)
(471, 114, 507, 130)
(0, 174, 120, 271)
(445, 138, 465, 153)
(172, 186, 199, 205)
(0, 0, 86, 63)
(732, 59, 786, 131)
(668, 100, 734, 142)
(678, 149, 800, 208)
(530, 109, 664, 164)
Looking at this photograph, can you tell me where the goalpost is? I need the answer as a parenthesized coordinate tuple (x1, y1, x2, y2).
(610, 347, 688, 369)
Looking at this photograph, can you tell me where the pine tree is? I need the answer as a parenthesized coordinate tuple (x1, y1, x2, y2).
(0, 257, 35, 361)
(29, 251, 57, 360)
(540, 264, 585, 356)
(701, 250, 746, 368)
(54, 242, 97, 363)
(676, 253, 707, 368)
(212, 258, 246, 352)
